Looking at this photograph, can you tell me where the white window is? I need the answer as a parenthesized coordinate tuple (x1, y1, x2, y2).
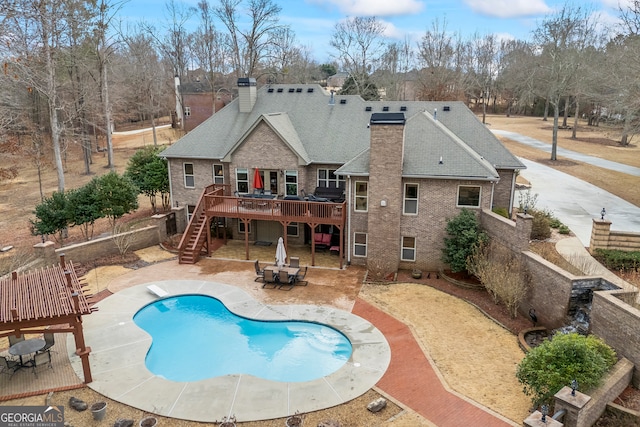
(236, 168, 249, 193)
(355, 182, 368, 212)
(354, 232, 367, 257)
(238, 220, 251, 234)
(285, 170, 298, 195)
(401, 236, 416, 261)
(317, 168, 345, 188)
(187, 205, 195, 222)
(287, 222, 299, 237)
(404, 183, 418, 215)
(457, 185, 481, 207)
(184, 106, 191, 117)
(184, 163, 195, 188)
(213, 165, 224, 184)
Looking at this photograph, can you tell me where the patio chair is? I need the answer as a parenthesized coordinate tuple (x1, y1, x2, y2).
(39, 333, 56, 354)
(8, 335, 24, 346)
(289, 257, 299, 269)
(32, 350, 53, 378)
(262, 269, 279, 289)
(278, 270, 294, 291)
(254, 260, 265, 282)
(295, 266, 308, 286)
(0, 355, 19, 379)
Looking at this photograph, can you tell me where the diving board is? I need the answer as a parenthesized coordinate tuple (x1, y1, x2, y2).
(146, 285, 169, 298)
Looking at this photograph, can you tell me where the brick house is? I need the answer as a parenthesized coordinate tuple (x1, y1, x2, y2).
(160, 78, 525, 273)
(180, 81, 233, 133)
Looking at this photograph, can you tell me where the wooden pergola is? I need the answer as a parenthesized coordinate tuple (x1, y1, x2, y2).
(0, 255, 97, 383)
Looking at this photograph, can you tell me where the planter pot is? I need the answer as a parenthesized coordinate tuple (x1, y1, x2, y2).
(412, 270, 422, 279)
(139, 416, 158, 427)
(90, 401, 107, 421)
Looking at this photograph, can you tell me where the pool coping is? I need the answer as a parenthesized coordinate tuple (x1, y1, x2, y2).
(67, 280, 391, 422)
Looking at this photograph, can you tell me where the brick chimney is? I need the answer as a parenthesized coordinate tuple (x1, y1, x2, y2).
(366, 113, 405, 277)
(237, 78, 257, 112)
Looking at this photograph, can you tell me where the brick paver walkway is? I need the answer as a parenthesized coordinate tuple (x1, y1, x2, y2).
(353, 299, 517, 427)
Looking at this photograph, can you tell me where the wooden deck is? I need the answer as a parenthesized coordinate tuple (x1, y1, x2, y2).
(179, 185, 347, 267)
(203, 194, 345, 225)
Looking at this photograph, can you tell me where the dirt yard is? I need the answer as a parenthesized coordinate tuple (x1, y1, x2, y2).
(1, 114, 638, 426)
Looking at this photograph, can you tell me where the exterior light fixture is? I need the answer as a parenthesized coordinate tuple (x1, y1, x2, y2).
(571, 379, 578, 396)
(600, 207, 606, 220)
(524, 204, 528, 215)
(541, 404, 549, 423)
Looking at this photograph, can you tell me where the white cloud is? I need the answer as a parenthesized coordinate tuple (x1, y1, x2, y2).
(307, 0, 424, 17)
(463, 0, 552, 18)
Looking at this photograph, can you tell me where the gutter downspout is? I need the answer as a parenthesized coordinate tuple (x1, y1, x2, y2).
(167, 160, 174, 208)
(347, 175, 352, 265)
(509, 171, 517, 214)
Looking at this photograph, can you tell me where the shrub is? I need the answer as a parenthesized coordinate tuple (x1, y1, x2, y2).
(467, 241, 529, 317)
(516, 333, 617, 407)
(518, 189, 539, 212)
(530, 210, 552, 240)
(442, 209, 488, 273)
(593, 249, 640, 272)
(558, 225, 570, 234)
(549, 218, 563, 228)
(492, 206, 509, 218)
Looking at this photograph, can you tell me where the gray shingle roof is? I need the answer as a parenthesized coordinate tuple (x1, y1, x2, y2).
(160, 84, 525, 177)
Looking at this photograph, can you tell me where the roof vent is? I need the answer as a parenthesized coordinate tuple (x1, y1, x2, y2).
(382, 106, 389, 111)
(400, 106, 407, 111)
(296, 88, 302, 93)
(307, 88, 314, 93)
(288, 88, 295, 93)
(267, 88, 274, 93)
(365, 106, 372, 111)
(277, 88, 283, 93)
(443, 106, 450, 111)
(340, 99, 347, 104)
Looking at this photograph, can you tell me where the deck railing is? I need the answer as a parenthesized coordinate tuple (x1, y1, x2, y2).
(203, 194, 346, 225)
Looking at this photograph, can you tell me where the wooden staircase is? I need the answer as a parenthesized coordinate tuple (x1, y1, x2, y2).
(178, 186, 213, 264)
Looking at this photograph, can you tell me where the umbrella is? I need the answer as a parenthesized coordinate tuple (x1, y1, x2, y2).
(275, 237, 287, 267)
(253, 168, 263, 191)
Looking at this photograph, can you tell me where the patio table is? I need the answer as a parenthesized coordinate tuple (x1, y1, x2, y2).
(9, 338, 45, 367)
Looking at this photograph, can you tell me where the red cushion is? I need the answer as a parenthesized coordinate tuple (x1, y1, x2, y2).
(322, 234, 331, 244)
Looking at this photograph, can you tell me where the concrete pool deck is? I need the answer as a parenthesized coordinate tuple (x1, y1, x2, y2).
(67, 280, 391, 423)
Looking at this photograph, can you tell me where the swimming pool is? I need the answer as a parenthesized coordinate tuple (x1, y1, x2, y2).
(133, 295, 353, 382)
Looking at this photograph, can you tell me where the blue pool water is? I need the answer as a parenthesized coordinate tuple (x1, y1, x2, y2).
(133, 295, 353, 382)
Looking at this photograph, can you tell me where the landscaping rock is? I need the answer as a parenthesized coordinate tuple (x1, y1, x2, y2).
(367, 397, 387, 413)
(317, 420, 341, 427)
(68, 397, 87, 411)
(113, 419, 134, 427)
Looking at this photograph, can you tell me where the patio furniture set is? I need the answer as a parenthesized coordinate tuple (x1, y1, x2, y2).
(1, 333, 55, 379)
(255, 257, 308, 291)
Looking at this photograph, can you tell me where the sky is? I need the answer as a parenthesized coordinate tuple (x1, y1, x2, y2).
(119, 0, 626, 63)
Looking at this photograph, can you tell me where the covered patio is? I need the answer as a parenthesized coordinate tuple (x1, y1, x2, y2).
(0, 255, 97, 385)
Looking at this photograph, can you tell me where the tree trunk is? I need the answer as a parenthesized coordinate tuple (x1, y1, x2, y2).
(562, 96, 570, 128)
(45, 34, 65, 193)
(572, 99, 579, 139)
(551, 99, 559, 161)
(102, 56, 114, 171)
(543, 98, 550, 121)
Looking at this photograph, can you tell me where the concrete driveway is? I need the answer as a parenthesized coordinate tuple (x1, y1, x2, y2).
(492, 130, 640, 246)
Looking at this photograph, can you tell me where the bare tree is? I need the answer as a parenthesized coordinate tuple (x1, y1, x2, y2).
(214, 0, 285, 78)
(466, 33, 499, 123)
(416, 18, 466, 101)
(1, 0, 71, 192)
(376, 38, 415, 101)
(532, 4, 598, 160)
(330, 16, 386, 98)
